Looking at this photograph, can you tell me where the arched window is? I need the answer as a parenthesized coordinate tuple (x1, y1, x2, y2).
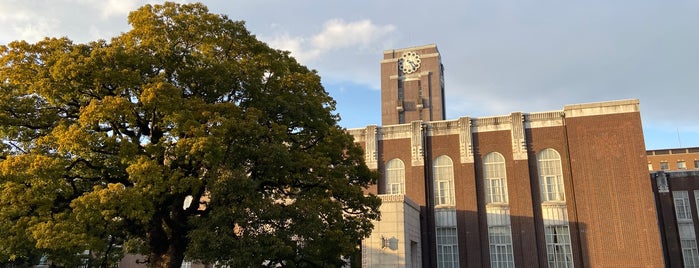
(537, 148, 566, 202)
(433, 155, 459, 267)
(434, 155, 455, 206)
(537, 148, 574, 267)
(385, 158, 405, 195)
(483, 152, 515, 267)
(484, 152, 508, 204)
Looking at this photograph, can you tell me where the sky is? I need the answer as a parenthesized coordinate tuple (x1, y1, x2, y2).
(1, 0, 698, 150)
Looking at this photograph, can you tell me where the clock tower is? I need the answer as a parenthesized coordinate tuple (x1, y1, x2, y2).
(380, 44, 445, 125)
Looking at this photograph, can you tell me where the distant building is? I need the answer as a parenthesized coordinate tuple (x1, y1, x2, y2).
(648, 147, 699, 171)
(350, 44, 665, 267)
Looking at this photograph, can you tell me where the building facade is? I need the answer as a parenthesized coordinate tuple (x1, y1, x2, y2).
(350, 44, 665, 267)
(652, 170, 699, 267)
(648, 147, 699, 171)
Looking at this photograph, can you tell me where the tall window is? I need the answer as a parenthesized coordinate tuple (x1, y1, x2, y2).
(483, 152, 515, 267)
(676, 191, 692, 220)
(489, 226, 515, 268)
(537, 149, 565, 202)
(675, 191, 699, 267)
(484, 152, 508, 204)
(436, 226, 459, 268)
(544, 226, 574, 268)
(434, 155, 455, 206)
(682, 240, 699, 268)
(434, 155, 458, 267)
(385, 158, 405, 195)
(537, 148, 574, 267)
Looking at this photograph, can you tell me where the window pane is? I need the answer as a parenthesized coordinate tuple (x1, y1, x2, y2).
(434, 156, 459, 267)
(436, 227, 459, 268)
(544, 226, 574, 268)
(385, 159, 405, 195)
(661, 162, 669, 170)
(538, 149, 565, 202)
(434, 155, 455, 206)
(484, 152, 508, 204)
(681, 239, 699, 268)
(675, 191, 693, 221)
(488, 226, 515, 268)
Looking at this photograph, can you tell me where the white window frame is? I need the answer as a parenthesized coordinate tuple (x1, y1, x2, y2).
(537, 149, 566, 202)
(682, 239, 699, 268)
(488, 225, 515, 268)
(679, 160, 688, 170)
(675, 191, 698, 267)
(434, 155, 455, 207)
(436, 227, 459, 268)
(544, 225, 574, 268)
(385, 158, 405, 195)
(675, 191, 693, 221)
(484, 152, 508, 204)
(434, 154, 459, 268)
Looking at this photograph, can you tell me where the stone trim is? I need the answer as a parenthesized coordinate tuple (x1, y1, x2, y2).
(426, 120, 460, 136)
(473, 115, 512, 132)
(525, 111, 564, 128)
(510, 112, 527, 160)
(379, 124, 412, 140)
(564, 99, 639, 118)
(365, 125, 378, 170)
(378, 194, 421, 211)
(459, 117, 475, 164)
(347, 128, 366, 142)
(411, 121, 424, 166)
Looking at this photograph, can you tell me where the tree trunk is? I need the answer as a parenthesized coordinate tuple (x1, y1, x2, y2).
(148, 213, 188, 268)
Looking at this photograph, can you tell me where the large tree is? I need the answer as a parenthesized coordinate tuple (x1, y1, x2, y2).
(0, 2, 380, 267)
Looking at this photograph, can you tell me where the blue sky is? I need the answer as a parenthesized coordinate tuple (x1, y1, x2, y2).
(1, 0, 698, 149)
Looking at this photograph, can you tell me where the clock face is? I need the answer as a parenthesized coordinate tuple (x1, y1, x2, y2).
(398, 51, 421, 74)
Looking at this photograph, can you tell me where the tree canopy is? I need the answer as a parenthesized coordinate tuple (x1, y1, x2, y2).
(0, 2, 380, 267)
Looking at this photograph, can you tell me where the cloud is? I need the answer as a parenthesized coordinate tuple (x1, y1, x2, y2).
(312, 19, 395, 52)
(97, 0, 192, 18)
(0, 0, 130, 43)
(266, 34, 316, 62)
(0, 8, 60, 43)
(100, 0, 142, 18)
(266, 19, 395, 63)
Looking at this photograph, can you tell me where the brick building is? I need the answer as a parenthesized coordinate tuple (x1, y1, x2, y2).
(652, 170, 699, 267)
(648, 147, 699, 171)
(350, 44, 665, 267)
